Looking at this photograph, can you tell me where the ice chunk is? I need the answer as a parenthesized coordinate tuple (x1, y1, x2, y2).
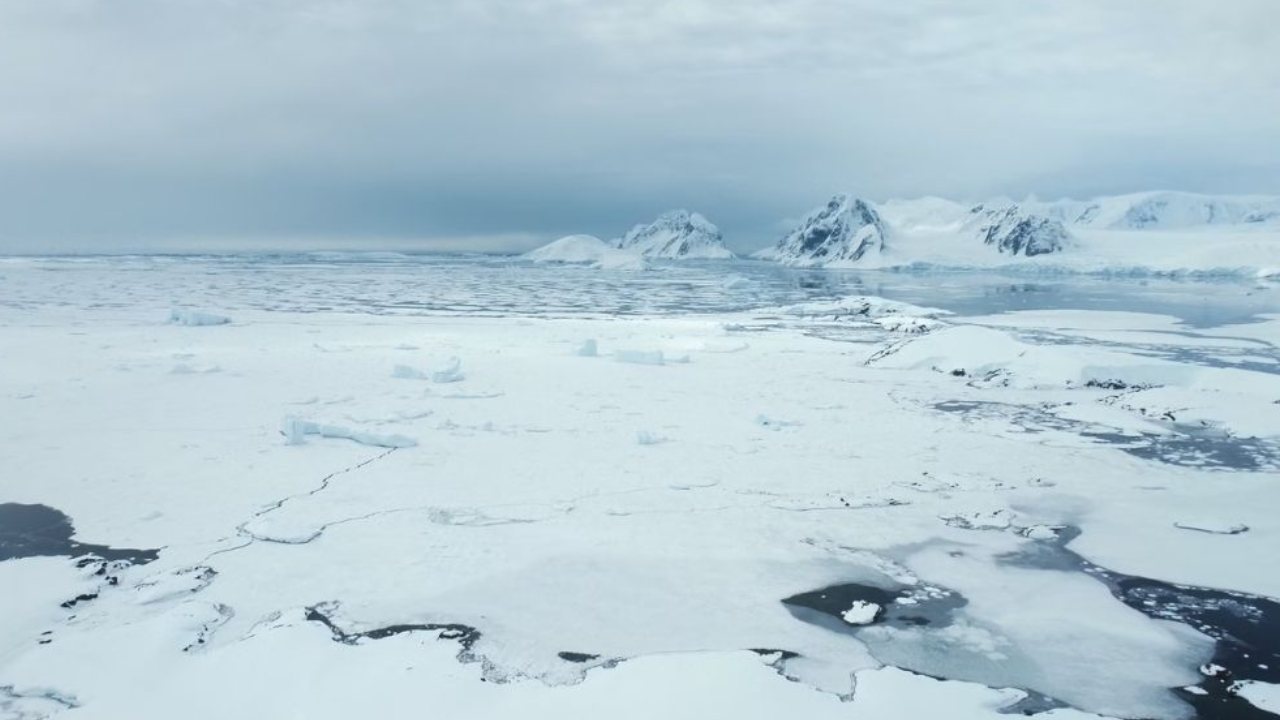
(575, 339, 598, 357)
(280, 416, 416, 448)
(431, 357, 465, 383)
(393, 358, 465, 383)
(1232, 680, 1280, 713)
(391, 364, 428, 380)
(168, 309, 230, 326)
(840, 600, 881, 625)
(170, 363, 222, 375)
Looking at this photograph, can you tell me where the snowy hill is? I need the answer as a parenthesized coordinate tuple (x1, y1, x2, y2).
(761, 191, 1280, 275)
(524, 235, 646, 270)
(755, 194, 888, 267)
(1030, 191, 1280, 230)
(616, 210, 734, 259)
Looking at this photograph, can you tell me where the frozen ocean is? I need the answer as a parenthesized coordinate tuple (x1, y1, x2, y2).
(2, 255, 1279, 720)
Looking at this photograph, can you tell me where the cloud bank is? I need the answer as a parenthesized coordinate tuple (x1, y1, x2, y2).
(1, 0, 1277, 253)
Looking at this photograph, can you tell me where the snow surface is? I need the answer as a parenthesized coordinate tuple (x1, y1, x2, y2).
(2, 257, 1278, 720)
(168, 309, 230, 326)
(1030, 191, 1280, 230)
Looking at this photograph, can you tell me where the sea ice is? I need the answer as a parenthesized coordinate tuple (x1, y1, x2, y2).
(281, 416, 416, 448)
(615, 349, 665, 365)
(167, 309, 231, 326)
(1232, 680, 1280, 713)
(840, 601, 881, 625)
(431, 357, 466, 383)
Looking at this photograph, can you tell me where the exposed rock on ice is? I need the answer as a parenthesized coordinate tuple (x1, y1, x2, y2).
(281, 416, 416, 448)
(133, 566, 217, 605)
(1172, 520, 1249, 535)
(939, 509, 1016, 531)
(966, 204, 1070, 256)
(766, 295, 948, 321)
(872, 316, 944, 334)
(756, 194, 888, 266)
(869, 324, 1201, 390)
(168, 309, 230, 326)
(615, 210, 734, 259)
(166, 601, 233, 652)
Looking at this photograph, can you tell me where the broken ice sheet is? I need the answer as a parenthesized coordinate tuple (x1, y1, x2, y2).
(4, 258, 1279, 720)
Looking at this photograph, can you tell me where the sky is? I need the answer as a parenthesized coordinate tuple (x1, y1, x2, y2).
(1, 0, 1278, 254)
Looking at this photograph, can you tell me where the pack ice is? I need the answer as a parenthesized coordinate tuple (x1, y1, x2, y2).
(2, 256, 1278, 720)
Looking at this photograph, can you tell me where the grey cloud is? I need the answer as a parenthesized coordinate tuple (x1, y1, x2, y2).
(0, 0, 1277, 253)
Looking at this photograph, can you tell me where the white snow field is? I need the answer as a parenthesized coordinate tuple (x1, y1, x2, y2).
(2, 256, 1279, 720)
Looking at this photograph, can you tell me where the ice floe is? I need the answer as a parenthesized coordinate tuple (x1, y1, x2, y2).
(167, 309, 230, 326)
(281, 417, 416, 448)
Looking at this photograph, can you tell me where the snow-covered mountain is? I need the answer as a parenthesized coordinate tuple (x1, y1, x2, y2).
(760, 190, 1279, 272)
(965, 204, 1070, 257)
(524, 234, 646, 270)
(883, 191, 1280, 233)
(755, 194, 888, 266)
(1030, 191, 1280, 230)
(616, 210, 734, 259)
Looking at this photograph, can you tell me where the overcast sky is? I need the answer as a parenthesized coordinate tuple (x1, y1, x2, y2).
(2, 0, 1278, 254)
